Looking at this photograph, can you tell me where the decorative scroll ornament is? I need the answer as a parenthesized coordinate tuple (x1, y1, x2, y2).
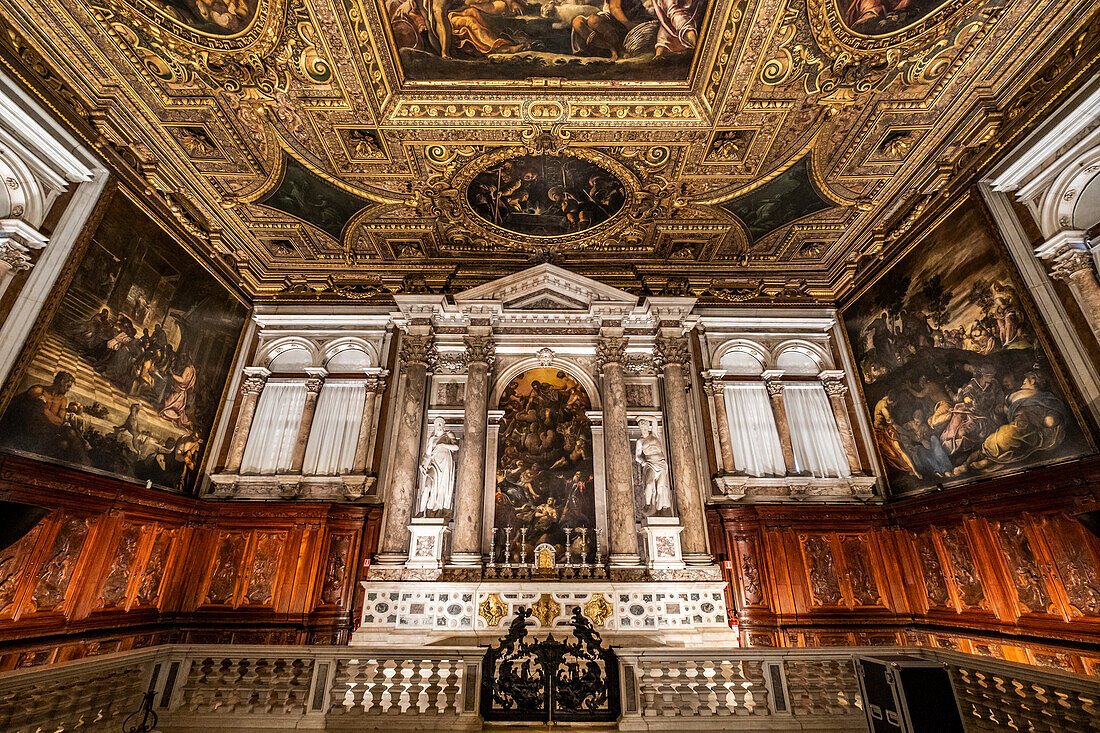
(761, 0, 1009, 108)
(0, 242, 32, 272)
(88, 0, 331, 103)
(531, 593, 561, 627)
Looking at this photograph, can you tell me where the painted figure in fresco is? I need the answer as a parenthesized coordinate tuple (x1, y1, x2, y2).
(967, 372, 1068, 471)
(571, 0, 650, 60)
(651, 0, 703, 56)
(872, 394, 917, 477)
(157, 0, 259, 35)
(635, 417, 673, 515)
(159, 352, 197, 428)
(417, 417, 460, 516)
(0, 371, 88, 463)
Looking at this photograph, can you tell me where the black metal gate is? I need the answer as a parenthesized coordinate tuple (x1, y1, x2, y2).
(480, 607, 620, 723)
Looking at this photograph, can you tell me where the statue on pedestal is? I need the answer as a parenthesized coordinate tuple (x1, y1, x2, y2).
(635, 417, 673, 516)
(416, 417, 459, 516)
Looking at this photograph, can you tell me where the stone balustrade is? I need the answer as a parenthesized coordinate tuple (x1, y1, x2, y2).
(0, 644, 1097, 731)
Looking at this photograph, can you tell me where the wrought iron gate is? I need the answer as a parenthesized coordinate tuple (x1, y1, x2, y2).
(480, 607, 620, 723)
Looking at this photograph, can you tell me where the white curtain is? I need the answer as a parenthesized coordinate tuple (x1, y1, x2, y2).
(723, 383, 786, 477)
(239, 381, 307, 474)
(783, 383, 852, 478)
(302, 380, 367, 475)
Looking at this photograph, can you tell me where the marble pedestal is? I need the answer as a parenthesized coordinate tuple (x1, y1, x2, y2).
(642, 516, 686, 571)
(406, 518, 448, 570)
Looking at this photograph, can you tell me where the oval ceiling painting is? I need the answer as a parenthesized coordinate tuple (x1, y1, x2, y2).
(148, 0, 262, 37)
(465, 154, 627, 238)
(835, 0, 951, 35)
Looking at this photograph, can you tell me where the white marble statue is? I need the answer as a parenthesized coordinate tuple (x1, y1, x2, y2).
(635, 418, 673, 516)
(416, 417, 459, 516)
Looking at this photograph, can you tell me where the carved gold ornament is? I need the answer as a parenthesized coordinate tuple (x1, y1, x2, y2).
(478, 593, 507, 627)
(531, 593, 562, 628)
(583, 594, 614, 627)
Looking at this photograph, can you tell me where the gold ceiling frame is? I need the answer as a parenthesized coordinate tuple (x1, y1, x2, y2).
(445, 145, 642, 253)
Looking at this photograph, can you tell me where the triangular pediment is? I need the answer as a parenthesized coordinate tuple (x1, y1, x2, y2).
(455, 264, 638, 311)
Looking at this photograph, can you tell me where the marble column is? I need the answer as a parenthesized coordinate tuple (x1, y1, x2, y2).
(450, 333, 494, 566)
(351, 372, 388, 474)
(224, 366, 271, 473)
(819, 370, 862, 473)
(289, 368, 327, 474)
(703, 375, 735, 473)
(655, 335, 710, 563)
(0, 240, 32, 300)
(377, 331, 435, 564)
(762, 370, 798, 475)
(597, 334, 642, 567)
(1050, 248, 1100, 345)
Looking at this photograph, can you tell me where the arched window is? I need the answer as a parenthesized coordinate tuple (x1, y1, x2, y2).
(718, 348, 786, 477)
(239, 346, 311, 474)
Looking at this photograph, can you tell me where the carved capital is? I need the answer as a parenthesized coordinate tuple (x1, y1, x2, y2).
(595, 336, 628, 371)
(654, 335, 690, 368)
(305, 368, 327, 394)
(464, 334, 495, 366)
(702, 377, 725, 397)
(821, 376, 849, 397)
(1050, 250, 1095, 282)
(366, 373, 388, 393)
(241, 367, 271, 396)
(763, 376, 785, 397)
(399, 332, 436, 367)
(0, 241, 32, 273)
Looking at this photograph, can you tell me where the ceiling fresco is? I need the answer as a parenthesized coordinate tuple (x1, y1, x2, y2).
(0, 0, 1095, 301)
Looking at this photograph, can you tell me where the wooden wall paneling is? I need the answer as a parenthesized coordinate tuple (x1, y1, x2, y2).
(798, 532, 846, 609)
(990, 514, 1062, 621)
(960, 515, 1017, 623)
(24, 512, 93, 619)
(134, 526, 176, 611)
(202, 530, 248, 607)
(94, 519, 140, 614)
(0, 511, 53, 621)
(1034, 512, 1100, 628)
(839, 533, 884, 608)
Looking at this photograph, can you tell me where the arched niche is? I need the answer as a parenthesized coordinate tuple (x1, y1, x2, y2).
(324, 342, 374, 371)
(1073, 172, 1100, 231)
(718, 347, 766, 376)
(491, 367, 597, 565)
(773, 340, 832, 374)
(267, 345, 314, 373)
(491, 357, 601, 410)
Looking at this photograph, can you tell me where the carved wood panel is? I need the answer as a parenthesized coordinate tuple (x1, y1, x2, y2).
(28, 515, 91, 614)
(994, 518, 1056, 617)
(1038, 514, 1100, 619)
(320, 533, 353, 607)
(799, 534, 844, 607)
(204, 533, 247, 606)
(733, 533, 766, 608)
(938, 526, 987, 612)
(100, 523, 142, 610)
(840, 535, 883, 607)
(243, 532, 284, 607)
(912, 529, 952, 611)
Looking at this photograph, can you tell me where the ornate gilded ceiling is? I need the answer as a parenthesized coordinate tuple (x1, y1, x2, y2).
(0, 0, 1096, 301)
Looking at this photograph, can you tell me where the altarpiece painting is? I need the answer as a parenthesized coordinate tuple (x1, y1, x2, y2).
(0, 195, 249, 493)
(843, 201, 1092, 494)
(494, 368, 596, 563)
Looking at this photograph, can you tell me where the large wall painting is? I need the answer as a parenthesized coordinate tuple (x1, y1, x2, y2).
(382, 0, 709, 82)
(466, 154, 626, 238)
(494, 368, 596, 563)
(843, 202, 1092, 494)
(0, 195, 249, 493)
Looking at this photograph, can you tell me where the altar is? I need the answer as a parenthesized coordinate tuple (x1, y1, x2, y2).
(357, 265, 738, 648)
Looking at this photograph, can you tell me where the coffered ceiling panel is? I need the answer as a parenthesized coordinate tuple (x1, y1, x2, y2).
(0, 0, 1095, 302)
